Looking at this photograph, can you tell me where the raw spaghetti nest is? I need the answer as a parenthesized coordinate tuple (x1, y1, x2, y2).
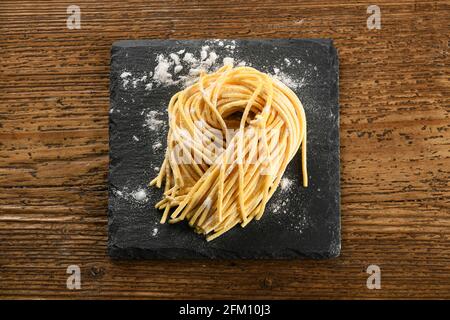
(150, 65, 307, 241)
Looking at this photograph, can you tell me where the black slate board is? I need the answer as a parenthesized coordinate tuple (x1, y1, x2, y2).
(108, 39, 340, 259)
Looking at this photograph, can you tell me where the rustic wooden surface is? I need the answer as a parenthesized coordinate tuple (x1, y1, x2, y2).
(0, 0, 449, 299)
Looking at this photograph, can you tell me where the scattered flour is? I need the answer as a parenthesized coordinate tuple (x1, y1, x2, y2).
(174, 65, 183, 74)
(131, 75, 147, 88)
(280, 177, 294, 192)
(270, 194, 308, 234)
(200, 49, 208, 60)
(120, 71, 132, 87)
(113, 186, 161, 236)
(270, 198, 288, 214)
(267, 173, 309, 233)
(132, 189, 147, 202)
(169, 53, 181, 65)
(153, 54, 177, 86)
(113, 186, 149, 204)
(271, 67, 305, 90)
(183, 52, 196, 64)
(290, 215, 308, 233)
(152, 141, 162, 151)
(119, 39, 313, 94)
(145, 40, 245, 89)
(121, 72, 152, 89)
(143, 110, 165, 131)
(270, 177, 294, 213)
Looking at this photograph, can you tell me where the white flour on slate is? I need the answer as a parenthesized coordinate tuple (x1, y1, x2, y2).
(141, 108, 166, 154)
(132, 75, 147, 88)
(113, 186, 161, 237)
(113, 186, 149, 204)
(152, 141, 162, 151)
(133, 189, 147, 201)
(143, 110, 165, 131)
(119, 39, 313, 94)
(120, 71, 132, 87)
(270, 174, 309, 234)
(280, 177, 294, 192)
(271, 67, 305, 90)
(119, 40, 243, 91)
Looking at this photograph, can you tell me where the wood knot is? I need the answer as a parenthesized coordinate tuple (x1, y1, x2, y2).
(261, 277, 273, 289)
(89, 266, 105, 279)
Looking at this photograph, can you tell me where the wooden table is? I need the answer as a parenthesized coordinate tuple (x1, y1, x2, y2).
(0, 0, 449, 299)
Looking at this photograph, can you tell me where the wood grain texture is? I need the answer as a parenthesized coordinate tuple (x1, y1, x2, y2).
(0, 0, 449, 299)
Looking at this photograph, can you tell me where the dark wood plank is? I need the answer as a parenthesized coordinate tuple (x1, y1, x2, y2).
(0, 0, 449, 299)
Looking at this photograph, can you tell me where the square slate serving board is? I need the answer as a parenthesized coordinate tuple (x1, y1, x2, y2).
(108, 39, 340, 259)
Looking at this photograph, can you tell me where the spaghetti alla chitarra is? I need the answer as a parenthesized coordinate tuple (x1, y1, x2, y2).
(150, 65, 307, 241)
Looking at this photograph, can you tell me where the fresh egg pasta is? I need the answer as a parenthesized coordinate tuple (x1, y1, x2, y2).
(150, 65, 307, 241)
